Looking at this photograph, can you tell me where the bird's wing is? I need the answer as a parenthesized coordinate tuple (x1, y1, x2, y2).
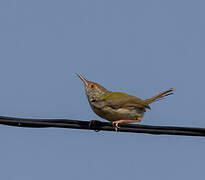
(101, 92, 150, 109)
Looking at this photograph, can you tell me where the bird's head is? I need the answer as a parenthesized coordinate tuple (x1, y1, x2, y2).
(77, 74, 109, 102)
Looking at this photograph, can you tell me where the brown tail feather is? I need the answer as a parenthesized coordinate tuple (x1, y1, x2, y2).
(143, 88, 174, 105)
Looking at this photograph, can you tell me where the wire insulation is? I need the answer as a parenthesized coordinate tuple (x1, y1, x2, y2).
(0, 116, 204, 137)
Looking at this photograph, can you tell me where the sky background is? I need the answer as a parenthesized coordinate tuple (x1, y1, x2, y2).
(0, 0, 205, 179)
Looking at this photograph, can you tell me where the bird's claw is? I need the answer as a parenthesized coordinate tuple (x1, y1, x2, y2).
(112, 122, 119, 132)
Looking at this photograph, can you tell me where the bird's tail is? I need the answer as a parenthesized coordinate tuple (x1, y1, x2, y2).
(143, 88, 174, 105)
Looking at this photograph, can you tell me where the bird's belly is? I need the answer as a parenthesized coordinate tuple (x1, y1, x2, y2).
(93, 106, 145, 122)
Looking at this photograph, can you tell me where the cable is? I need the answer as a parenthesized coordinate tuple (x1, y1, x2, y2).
(0, 116, 204, 137)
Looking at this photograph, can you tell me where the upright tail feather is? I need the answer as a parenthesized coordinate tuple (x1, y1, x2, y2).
(143, 88, 174, 105)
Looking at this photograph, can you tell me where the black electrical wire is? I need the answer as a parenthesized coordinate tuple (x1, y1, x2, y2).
(0, 116, 204, 137)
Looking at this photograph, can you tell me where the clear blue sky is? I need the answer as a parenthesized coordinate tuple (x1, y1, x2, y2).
(0, 0, 205, 179)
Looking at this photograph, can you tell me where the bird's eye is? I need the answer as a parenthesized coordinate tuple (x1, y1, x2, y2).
(90, 84, 94, 88)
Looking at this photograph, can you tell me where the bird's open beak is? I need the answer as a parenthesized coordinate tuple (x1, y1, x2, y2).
(76, 73, 88, 87)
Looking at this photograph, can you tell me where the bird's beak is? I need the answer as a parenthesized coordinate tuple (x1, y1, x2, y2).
(76, 73, 88, 87)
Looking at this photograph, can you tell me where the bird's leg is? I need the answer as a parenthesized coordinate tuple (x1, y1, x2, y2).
(112, 117, 142, 132)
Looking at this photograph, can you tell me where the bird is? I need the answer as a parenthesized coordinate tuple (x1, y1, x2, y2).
(77, 74, 174, 131)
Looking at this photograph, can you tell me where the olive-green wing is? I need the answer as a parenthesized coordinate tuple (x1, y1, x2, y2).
(101, 92, 150, 109)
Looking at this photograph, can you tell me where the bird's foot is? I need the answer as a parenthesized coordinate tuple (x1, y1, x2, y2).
(112, 118, 142, 132)
(89, 120, 100, 132)
(112, 121, 120, 132)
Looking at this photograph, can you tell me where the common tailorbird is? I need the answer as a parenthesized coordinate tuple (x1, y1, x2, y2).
(77, 74, 174, 131)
